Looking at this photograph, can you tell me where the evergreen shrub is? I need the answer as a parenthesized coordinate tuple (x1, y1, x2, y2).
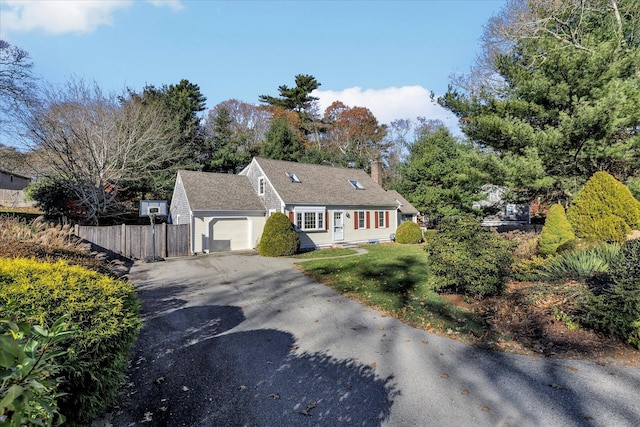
(538, 204, 575, 257)
(424, 215, 514, 299)
(540, 244, 620, 281)
(0, 258, 141, 426)
(567, 171, 640, 244)
(258, 212, 300, 257)
(395, 221, 423, 244)
(583, 240, 640, 348)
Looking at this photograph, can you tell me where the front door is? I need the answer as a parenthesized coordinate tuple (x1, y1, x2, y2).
(333, 211, 344, 241)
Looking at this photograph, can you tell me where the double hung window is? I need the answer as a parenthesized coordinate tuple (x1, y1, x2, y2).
(295, 208, 325, 231)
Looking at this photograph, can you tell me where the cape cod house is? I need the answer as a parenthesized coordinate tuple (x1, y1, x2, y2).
(170, 157, 418, 253)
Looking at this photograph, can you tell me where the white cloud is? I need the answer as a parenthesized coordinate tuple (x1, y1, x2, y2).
(146, 0, 184, 11)
(0, 0, 182, 34)
(313, 85, 461, 134)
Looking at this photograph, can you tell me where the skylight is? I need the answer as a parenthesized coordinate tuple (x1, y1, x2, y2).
(286, 172, 301, 183)
(349, 179, 364, 189)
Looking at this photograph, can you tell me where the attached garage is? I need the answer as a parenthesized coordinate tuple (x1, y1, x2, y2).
(170, 171, 266, 254)
(209, 216, 265, 252)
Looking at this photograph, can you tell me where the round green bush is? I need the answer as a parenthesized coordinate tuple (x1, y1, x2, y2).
(538, 203, 575, 257)
(424, 215, 514, 299)
(0, 258, 141, 426)
(567, 171, 640, 244)
(395, 221, 423, 244)
(258, 212, 300, 257)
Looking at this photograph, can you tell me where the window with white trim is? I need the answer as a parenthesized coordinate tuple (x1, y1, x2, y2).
(295, 208, 325, 231)
(258, 177, 265, 195)
(357, 211, 366, 229)
(377, 211, 386, 228)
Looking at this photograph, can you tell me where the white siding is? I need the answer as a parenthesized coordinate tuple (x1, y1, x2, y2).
(293, 207, 397, 249)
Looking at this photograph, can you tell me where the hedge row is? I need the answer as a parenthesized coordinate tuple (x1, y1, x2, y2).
(0, 258, 140, 426)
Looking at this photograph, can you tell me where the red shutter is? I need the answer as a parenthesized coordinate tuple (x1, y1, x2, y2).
(326, 210, 329, 230)
(354, 211, 358, 229)
(289, 211, 294, 224)
(366, 211, 370, 229)
(385, 211, 390, 228)
(374, 211, 378, 228)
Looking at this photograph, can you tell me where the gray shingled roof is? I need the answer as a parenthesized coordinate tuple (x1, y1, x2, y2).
(387, 190, 419, 214)
(254, 157, 398, 207)
(178, 170, 265, 212)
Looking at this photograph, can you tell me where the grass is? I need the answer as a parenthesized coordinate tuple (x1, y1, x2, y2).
(291, 247, 358, 259)
(296, 243, 492, 341)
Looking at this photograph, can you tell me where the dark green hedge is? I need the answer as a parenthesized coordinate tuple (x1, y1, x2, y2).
(258, 212, 300, 257)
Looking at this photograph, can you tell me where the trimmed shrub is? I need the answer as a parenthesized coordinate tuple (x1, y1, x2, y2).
(538, 204, 575, 257)
(0, 258, 140, 426)
(567, 171, 640, 244)
(258, 212, 300, 257)
(424, 215, 514, 299)
(583, 240, 640, 348)
(395, 221, 423, 244)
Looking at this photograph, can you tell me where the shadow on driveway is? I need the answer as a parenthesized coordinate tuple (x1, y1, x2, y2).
(109, 302, 397, 426)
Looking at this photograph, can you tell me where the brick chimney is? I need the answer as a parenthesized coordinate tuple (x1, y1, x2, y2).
(370, 160, 383, 186)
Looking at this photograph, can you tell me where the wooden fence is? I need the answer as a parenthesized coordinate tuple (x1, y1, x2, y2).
(75, 223, 190, 261)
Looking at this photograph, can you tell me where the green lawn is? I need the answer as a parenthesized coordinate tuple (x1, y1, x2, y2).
(295, 243, 491, 341)
(291, 247, 357, 259)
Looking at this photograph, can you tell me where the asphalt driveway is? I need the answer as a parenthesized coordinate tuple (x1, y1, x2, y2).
(106, 252, 640, 426)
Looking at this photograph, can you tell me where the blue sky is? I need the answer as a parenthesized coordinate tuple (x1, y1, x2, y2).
(1, 0, 506, 134)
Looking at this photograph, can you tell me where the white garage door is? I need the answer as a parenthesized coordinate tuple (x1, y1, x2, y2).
(210, 218, 250, 251)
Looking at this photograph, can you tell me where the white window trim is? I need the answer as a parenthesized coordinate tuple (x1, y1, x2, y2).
(377, 211, 386, 228)
(294, 206, 325, 232)
(357, 211, 366, 229)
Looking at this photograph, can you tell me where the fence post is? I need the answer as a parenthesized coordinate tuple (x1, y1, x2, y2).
(161, 222, 167, 258)
(121, 223, 126, 257)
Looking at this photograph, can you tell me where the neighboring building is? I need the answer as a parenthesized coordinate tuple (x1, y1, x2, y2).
(170, 157, 417, 253)
(472, 184, 530, 226)
(387, 190, 419, 225)
(0, 169, 32, 207)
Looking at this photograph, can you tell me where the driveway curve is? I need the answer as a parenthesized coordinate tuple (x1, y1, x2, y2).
(106, 252, 640, 426)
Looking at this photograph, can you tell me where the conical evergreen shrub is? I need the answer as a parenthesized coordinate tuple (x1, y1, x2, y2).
(567, 172, 640, 244)
(538, 203, 575, 256)
(258, 212, 300, 257)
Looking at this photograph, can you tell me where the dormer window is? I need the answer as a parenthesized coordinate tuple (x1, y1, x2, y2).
(349, 180, 364, 189)
(286, 172, 300, 183)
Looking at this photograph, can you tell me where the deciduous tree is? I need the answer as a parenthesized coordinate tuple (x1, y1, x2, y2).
(0, 40, 37, 143)
(23, 78, 185, 224)
(322, 101, 388, 168)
